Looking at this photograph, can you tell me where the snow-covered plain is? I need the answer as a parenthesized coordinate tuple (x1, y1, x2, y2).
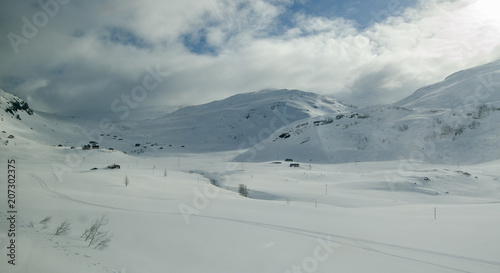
(1, 144, 499, 273)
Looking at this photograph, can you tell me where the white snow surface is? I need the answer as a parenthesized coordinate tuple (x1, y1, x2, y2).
(0, 146, 499, 273)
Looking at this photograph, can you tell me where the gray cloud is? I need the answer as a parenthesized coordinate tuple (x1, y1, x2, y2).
(1, 0, 500, 115)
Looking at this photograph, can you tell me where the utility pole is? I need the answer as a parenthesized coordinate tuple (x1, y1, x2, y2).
(325, 185, 328, 195)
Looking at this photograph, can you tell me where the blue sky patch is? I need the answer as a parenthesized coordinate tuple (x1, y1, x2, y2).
(288, 0, 418, 29)
(181, 29, 219, 56)
(184, 0, 420, 55)
(101, 27, 153, 50)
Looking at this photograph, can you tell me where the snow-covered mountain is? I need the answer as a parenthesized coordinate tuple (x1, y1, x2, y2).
(2, 65, 500, 273)
(2, 60, 500, 163)
(1, 88, 352, 154)
(396, 59, 500, 109)
(234, 60, 500, 164)
(0, 89, 90, 147)
(0, 89, 34, 117)
(114, 89, 352, 153)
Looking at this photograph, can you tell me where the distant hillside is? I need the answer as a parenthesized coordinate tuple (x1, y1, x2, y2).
(395, 59, 500, 109)
(4, 59, 500, 164)
(234, 60, 500, 165)
(1, 88, 353, 154)
(119, 89, 353, 153)
(0, 89, 88, 147)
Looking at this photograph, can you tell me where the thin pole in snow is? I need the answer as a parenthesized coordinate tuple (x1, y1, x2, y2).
(434, 207, 437, 220)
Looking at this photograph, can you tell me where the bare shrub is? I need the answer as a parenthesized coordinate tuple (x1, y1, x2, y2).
(81, 214, 113, 250)
(55, 220, 71, 235)
(40, 216, 52, 229)
(39, 216, 52, 225)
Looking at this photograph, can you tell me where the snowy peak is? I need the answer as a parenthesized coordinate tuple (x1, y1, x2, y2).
(122, 89, 353, 153)
(395, 59, 500, 110)
(167, 89, 350, 120)
(0, 89, 91, 148)
(0, 89, 34, 118)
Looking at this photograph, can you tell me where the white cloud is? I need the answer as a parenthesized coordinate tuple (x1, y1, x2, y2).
(0, 0, 499, 114)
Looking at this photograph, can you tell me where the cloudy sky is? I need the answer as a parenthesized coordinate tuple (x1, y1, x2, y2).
(1, 0, 500, 115)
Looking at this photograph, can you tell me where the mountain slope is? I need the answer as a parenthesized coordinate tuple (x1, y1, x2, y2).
(1, 89, 352, 154)
(0, 89, 90, 148)
(4, 58, 500, 163)
(0, 89, 34, 117)
(234, 61, 500, 164)
(395, 59, 500, 109)
(116, 89, 352, 153)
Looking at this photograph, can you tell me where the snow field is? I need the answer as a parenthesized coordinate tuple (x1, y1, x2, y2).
(1, 146, 499, 272)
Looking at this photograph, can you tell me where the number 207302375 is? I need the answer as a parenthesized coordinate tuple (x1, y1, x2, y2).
(7, 159, 16, 210)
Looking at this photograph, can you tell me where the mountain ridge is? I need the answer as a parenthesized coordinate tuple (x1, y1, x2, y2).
(395, 59, 500, 110)
(234, 60, 500, 164)
(119, 89, 353, 153)
(0, 88, 353, 153)
(2, 59, 500, 164)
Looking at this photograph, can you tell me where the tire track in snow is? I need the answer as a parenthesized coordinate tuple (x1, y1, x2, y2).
(191, 214, 500, 272)
(27, 173, 500, 272)
(27, 172, 177, 215)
